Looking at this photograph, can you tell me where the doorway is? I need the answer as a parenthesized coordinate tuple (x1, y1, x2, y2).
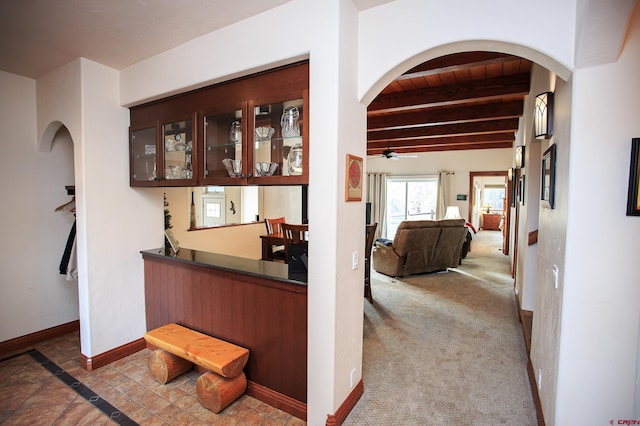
(468, 170, 511, 255)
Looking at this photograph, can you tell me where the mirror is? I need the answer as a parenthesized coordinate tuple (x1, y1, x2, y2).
(164, 185, 307, 231)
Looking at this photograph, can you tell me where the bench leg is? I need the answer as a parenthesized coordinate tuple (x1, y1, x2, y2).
(196, 371, 247, 413)
(148, 349, 193, 384)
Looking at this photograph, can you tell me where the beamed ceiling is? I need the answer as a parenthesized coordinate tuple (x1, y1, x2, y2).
(367, 51, 533, 156)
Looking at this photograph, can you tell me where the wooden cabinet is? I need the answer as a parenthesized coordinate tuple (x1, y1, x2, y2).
(129, 61, 309, 187)
(482, 213, 502, 230)
(142, 250, 307, 419)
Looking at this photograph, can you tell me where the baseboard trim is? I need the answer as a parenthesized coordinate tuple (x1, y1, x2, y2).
(80, 338, 146, 371)
(326, 379, 364, 426)
(0, 320, 80, 359)
(527, 358, 546, 426)
(246, 380, 307, 420)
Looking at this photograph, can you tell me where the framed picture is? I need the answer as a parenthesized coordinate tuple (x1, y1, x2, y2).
(345, 154, 363, 201)
(515, 146, 525, 168)
(541, 144, 557, 209)
(626, 138, 640, 216)
(165, 228, 180, 254)
(518, 174, 525, 205)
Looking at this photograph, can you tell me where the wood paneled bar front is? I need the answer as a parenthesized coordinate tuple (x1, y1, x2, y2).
(141, 248, 307, 419)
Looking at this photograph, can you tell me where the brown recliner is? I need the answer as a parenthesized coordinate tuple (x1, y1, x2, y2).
(372, 219, 468, 277)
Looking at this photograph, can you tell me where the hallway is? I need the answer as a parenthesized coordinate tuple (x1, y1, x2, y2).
(345, 230, 537, 425)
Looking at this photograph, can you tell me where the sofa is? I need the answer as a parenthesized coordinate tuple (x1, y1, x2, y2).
(372, 219, 468, 277)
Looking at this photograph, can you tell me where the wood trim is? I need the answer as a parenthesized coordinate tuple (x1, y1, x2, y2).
(80, 338, 146, 371)
(0, 320, 80, 359)
(528, 230, 538, 245)
(527, 358, 546, 426)
(326, 379, 364, 426)
(246, 381, 307, 420)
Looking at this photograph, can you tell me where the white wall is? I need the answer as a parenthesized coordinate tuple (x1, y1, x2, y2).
(12, 0, 638, 424)
(554, 5, 640, 424)
(367, 149, 512, 225)
(357, 0, 575, 105)
(0, 71, 79, 341)
(515, 64, 552, 312)
(35, 59, 161, 357)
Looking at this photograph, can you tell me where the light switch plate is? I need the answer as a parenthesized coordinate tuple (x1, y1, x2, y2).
(352, 251, 359, 270)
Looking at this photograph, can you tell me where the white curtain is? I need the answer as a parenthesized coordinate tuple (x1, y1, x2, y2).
(436, 171, 449, 219)
(367, 173, 387, 238)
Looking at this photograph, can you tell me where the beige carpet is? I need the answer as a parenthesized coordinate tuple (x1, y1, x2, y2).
(345, 231, 537, 425)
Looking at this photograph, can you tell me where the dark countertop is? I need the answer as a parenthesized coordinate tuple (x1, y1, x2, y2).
(140, 248, 307, 285)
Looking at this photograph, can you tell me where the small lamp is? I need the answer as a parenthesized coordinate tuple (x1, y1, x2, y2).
(534, 92, 554, 139)
(444, 206, 462, 220)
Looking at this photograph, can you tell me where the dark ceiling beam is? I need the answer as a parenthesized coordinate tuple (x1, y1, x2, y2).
(367, 132, 515, 150)
(368, 141, 513, 155)
(367, 100, 524, 130)
(368, 73, 530, 112)
(398, 52, 522, 80)
(367, 118, 519, 141)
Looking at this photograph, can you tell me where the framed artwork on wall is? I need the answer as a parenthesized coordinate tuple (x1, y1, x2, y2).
(541, 144, 557, 209)
(518, 174, 525, 205)
(345, 154, 363, 201)
(626, 138, 640, 216)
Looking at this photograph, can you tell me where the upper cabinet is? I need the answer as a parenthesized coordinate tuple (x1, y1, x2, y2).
(129, 61, 309, 187)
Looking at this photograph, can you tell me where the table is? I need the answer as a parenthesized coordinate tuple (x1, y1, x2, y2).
(482, 213, 502, 230)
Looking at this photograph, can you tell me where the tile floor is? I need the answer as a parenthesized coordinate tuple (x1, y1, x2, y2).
(0, 332, 306, 425)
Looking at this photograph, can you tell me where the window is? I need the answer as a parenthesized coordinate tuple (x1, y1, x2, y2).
(386, 176, 438, 239)
(483, 185, 505, 212)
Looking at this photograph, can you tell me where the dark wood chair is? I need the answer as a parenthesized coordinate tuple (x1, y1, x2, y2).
(264, 217, 287, 261)
(281, 223, 309, 264)
(364, 223, 378, 303)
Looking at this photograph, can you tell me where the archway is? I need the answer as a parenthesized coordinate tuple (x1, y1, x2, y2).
(42, 122, 80, 353)
(357, 42, 566, 422)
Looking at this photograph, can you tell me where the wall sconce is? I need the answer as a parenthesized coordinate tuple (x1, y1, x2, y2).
(515, 145, 525, 168)
(534, 91, 554, 139)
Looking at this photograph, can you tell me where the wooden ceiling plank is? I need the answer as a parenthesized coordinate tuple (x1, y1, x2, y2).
(369, 73, 531, 112)
(367, 132, 516, 150)
(367, 118, 519, 141)
(367, 100, 524, 129)
(368, 141, 513, 155)
(399, 52, 522, 80)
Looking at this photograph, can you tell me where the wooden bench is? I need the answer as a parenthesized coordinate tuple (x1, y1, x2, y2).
(144, 323, 250, 413)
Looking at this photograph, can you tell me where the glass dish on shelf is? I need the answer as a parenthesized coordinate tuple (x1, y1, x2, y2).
(255, 162, 278, 176)
(222, 158, 243, 177)
(255, 127, 275, 141)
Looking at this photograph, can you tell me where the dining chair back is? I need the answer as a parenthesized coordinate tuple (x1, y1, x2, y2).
(265, 217, 286, 235)
(281, 223, 309, 264)
(264, 217, 287, 261)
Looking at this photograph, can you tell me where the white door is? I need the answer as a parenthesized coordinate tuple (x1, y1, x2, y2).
(202, 194, 226, 227)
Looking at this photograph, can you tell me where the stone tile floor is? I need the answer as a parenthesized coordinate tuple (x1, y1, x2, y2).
(0, 332, 306, 425)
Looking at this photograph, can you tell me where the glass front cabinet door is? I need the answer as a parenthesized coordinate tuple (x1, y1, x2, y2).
(162, 118, 196, 186)
(129, 61, 309, 187)
(200, 104, 247, 185)
(130, 126, 158, 186)
(249, 95, 308, 184)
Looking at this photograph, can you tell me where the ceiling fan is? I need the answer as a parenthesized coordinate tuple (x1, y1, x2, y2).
(381, 149, 418, 160)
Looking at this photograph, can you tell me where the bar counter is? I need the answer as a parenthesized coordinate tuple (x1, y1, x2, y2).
(141, 247, 307, 284)
(141, 247, 307, 419)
